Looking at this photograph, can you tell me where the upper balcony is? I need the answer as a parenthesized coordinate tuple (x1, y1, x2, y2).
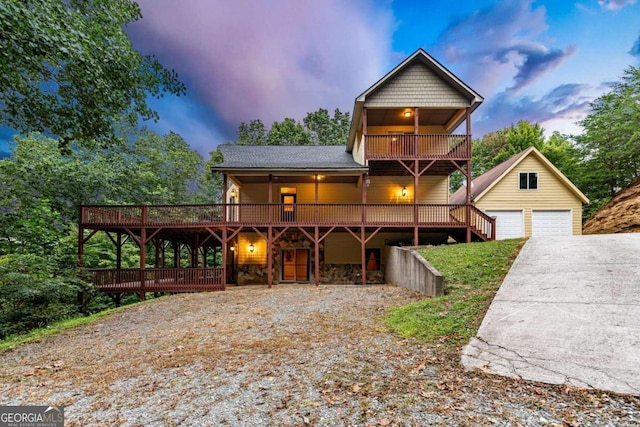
(365, 134, 470, 161)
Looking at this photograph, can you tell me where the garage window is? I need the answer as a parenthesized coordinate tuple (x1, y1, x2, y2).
(519, 172, 538, 190)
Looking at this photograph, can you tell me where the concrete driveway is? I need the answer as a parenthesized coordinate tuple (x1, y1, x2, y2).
(462, 234, 640, 396)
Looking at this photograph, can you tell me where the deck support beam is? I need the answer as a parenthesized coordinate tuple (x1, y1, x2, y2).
(314, 227, 320, 286)
(267, 226, 273, 288)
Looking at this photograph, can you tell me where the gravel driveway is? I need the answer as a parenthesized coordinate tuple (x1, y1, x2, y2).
(1, 285, 638, 426)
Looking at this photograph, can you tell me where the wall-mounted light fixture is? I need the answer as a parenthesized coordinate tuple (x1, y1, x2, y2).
(248, 243, 255, 253)
(364, 174, 371, 187)
(403, 110, 412, 118)
(230, 244, 235, 252)
(230, 188, 237, 198)
(401, 186, 407, 197)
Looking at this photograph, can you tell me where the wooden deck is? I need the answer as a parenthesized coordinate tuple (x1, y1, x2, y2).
(364, 134, 470, 160)
(79, 203, 495, 294)
(80, 203, 494, 235)
(90, 268, 225, 293)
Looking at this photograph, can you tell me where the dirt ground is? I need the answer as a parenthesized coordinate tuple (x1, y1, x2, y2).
(583, 176, 640, 235)
(1, 285, 638, 426)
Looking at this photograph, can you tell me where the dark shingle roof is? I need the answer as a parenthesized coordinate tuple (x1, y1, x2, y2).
(450, 149, 530, 204)
(211, 144, 367, 171)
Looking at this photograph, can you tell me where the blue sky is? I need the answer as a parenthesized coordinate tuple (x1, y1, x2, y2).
(2, 0, 640, 158)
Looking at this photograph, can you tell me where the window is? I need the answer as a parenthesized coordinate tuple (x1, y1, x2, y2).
(519, 172, 538, 190)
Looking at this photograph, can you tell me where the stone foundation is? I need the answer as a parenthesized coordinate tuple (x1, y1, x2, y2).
(234, 230, 386, 286)
(320, 264, 385, 284)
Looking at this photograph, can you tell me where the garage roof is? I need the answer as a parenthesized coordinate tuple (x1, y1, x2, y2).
(451, 146, 589, 204)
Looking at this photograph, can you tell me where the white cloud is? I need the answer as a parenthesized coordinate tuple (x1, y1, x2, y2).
(598, 0, 637, 11)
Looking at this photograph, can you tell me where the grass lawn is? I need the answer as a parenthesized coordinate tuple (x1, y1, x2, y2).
(385, 238, 524, 346)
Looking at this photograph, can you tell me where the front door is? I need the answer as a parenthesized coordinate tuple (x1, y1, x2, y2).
(281, 249, 309, 282)
(282, 193, 296, 221)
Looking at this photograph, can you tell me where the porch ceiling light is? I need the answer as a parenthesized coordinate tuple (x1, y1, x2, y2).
(248, 243, 255, 253)
(401, 186, 407, 197)
(403, 110, 412, 117)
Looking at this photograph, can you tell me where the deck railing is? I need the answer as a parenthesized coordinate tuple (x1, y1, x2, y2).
(90, 268, 224, 292)
(80, 203, 494, 239)
(365, 134, 470, 160)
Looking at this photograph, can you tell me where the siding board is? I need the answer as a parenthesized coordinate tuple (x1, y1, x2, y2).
(476, 156, 583, 236)
(365, 63, 471, 108)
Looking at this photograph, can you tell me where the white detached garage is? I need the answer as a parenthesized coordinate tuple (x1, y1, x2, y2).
(451, 147, 589, 239)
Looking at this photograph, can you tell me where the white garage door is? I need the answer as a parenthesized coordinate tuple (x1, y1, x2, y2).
(485, 210, 524, 240)
(532, 210, 572, 236)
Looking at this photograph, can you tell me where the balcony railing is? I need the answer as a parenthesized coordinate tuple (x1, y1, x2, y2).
(365, 134, 470, 160)
(90, 268, 224, 292)
(80, 203, 494, 238)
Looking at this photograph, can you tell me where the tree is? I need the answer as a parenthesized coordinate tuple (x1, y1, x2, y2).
(237, 119, 268, 145)
(472, 121, 545, 176)
(267, 118, 312, 146)
(0, 0, 185, 148)
(197, 149, 224, 203)
(303, 108, 351, 145)
(126, 130, 204, 204)
(235, 108, 351, 146)
(576, 66, 640, 214)
(457, 122, 582, 196)
(541, 132, 582, 186)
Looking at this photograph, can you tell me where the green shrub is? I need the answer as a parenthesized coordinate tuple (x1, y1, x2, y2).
(0, 254, 93, 339)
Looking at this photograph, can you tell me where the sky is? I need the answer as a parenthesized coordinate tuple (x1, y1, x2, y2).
(2, 0, 640, 158)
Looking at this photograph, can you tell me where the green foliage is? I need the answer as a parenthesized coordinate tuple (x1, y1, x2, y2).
(238, 120, 268, 145)
(124, 130, 205, 204)
(472, 121, 546, 176)
(385, 239, 523, 346)
(465, 122, 583, 201)
(0, 253, 93, 339)
(0, 0, 185, 147)
(303, 108, 351, 145)
(235, 108, 351, 146)
(197, 149, 224, 203)
(576, 66, 640, 216)
(0, 129, 209, 337)
(267, 117, 312, 145)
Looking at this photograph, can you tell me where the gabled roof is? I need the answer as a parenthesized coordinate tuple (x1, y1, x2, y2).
(347, 48, 484, 151)
(450, 146, 589, 204)
(211, 144, 368, 173)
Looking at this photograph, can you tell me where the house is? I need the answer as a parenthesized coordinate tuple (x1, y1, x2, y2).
(451, 146, 589, 239)
(78, 48, 494, 295)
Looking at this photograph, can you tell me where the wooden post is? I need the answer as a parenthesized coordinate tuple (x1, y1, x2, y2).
(116, 233, 122, 286)
(222, 226, 227, 289)
(361, 174, 367, 223)
(314, 226, 320, 286)
(222, 174, 228, 222)
(360, 226, 366, 286)
(414, 161, 419, 246)
(77, 204, 84, 268)
(267, 226, 273, 288)
(139, 225, 146, 301)
(268, 174, 273, 222)
(414, 107, 419, 156)
(315, 174, 319, 223)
